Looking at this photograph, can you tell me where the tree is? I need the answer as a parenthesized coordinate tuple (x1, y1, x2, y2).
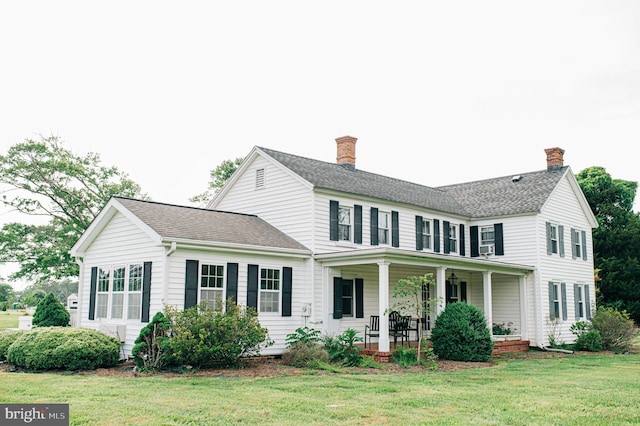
(576, 166, 640, 323)
(20, 278, 78, 306)
(0, 283, 14, 302)
(21, 289, 47, 308)
(32, 292, 70, 327)
(0, 136, 146, 282)
(190, 157, 244, 205)
(388, 273, 438, 364)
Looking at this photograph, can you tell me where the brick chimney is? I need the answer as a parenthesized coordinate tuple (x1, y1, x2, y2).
(544, 147, 565, 170)
(336, 135, 357, 169)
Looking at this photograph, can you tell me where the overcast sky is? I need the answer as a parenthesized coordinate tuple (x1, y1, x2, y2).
(1, 1, 640, 284)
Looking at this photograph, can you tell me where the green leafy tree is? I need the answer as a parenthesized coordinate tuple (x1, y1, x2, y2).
(0, 283, 14, 302)
(190, 157, 244, 205)
(32, 293, 70, 327)
(20, 279, 78, 306)
(576, 166, 640, 323)
(22, 289, 47, 307)
(0, 136, 146, 282)
(132, 311, 173, 371)
(388, 273, 438, 364)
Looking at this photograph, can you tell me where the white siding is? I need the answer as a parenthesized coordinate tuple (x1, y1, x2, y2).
(214, 155, 315, 249)
(78, 212, 165, 356)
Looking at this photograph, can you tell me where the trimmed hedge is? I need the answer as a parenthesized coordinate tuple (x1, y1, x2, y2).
(0, 330, 27, 361)
(431, 302, 493, 362)
(6, 327, 121, 370)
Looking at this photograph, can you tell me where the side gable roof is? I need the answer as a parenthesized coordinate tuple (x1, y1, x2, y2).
(438, 167, 569, 218)
(72, 197, 309, 256)
(258, 147, 470, 216)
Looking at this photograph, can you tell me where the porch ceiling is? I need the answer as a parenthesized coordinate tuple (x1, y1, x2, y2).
(314, 247, 535, 275)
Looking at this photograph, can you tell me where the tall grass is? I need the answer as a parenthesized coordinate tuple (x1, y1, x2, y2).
(0, 353, 639, 425)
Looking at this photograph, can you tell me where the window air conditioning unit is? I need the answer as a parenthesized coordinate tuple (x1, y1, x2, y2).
(479, 244, 495, 255)
(99, 323, 127, 342)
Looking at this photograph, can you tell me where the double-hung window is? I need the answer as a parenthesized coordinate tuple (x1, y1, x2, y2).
(575, 284, 585, 320)
(481, 226, 494, 247)
(200, 264, 225, 309)
(422, 220, 431, 249)
(338, 206, 352, 241)
(378, 211, 390, 245)
(448, 224, 458, 253)
(549, 282, 562, 320)
(572, 229, 583, 259)
(341, 280, 354, 317)
(549, 224, 559, 254)
(96, 263, 144, 320)
(260, 267, 280, 313)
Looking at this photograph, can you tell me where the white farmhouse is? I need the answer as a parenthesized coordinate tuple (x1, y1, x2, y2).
(71, 136, 597, 358)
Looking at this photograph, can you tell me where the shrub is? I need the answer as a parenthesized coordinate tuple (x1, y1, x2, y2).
(285, 327, 322, 347)
(574, 330, 603, 352)
(132, 311, 172, 371)
(281, 341, 329, 367)
(164, 300, 273, 369)
(323, 328, 363, 367)
(32, 293, 70, 327)
(0, 330, 26, 361)
(6, 327, 121, 370)
(591, 307, 636, 352)
(431, 302, 493, 362)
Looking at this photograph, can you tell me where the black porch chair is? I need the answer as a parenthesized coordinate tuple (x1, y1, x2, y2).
(389, 311, 410, 348)
(364, 315, 380, 349)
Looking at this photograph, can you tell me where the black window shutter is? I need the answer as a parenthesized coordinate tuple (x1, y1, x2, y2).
(141, 261, 152, 323)
(88, 266, 97, 320)
(247, 264, 259, 310)
(184, 260, 199, 309)
(460, 282, 467, 302)
(574, 283, 580, 320)
(282, 267, 292, 317)
(446, 280, 452, 304)
(581, 230, 587, 260)
(355, 278, 364, 318)
(571, 228, 577, 259)
(558, 225, 565, 258)
(354, 205, 363, 244)
(391, 211, 399, 248)
(561, 282, 568, 320)
(329, 200, 339, 241)
(434, 219, 440, 253)
(460, 224, 466, 256)
(443, 221, 451, 254)
(333, 277, 343, 319)
(470, 226, 479, 257)
(415, 216, 424, 251)
(585, 285, 592, 319)
(546, 222, 553, 255)
(494, 223, 504, 256)
(226, 262, 239, 303)
(370, 207, 379, 246)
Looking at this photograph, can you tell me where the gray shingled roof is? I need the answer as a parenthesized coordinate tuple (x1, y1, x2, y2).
(115, 197, 309, 251)
(258, 147, 567, 218)
(258, 147, 471, 216)
(438, 167, 567, 218)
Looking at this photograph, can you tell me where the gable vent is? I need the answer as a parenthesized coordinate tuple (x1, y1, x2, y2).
(255, 168, 265, 189)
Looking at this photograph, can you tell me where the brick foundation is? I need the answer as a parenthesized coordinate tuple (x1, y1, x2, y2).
(492, 339, 530, 355)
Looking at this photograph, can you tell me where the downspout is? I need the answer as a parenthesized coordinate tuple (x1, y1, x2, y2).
(74, 257, 84, 327)
(163, 242, 177, 304)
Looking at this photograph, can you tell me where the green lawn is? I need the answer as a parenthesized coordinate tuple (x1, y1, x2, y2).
(1, 353, 639, 425)
(0, 310, 22, 329)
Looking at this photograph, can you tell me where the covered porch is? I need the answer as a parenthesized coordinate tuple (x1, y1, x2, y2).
(316, 248, 535, 358)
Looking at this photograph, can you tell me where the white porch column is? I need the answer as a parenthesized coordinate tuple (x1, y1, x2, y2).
(483, 271, 493, 329)
(378, 261, 391, 353)
(519, 275, 528, 339)
(436, 267, 446, 316)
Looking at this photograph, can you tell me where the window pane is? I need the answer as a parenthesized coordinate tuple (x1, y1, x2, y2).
(111, 293, 124, 319)
(201, 264, 224, 288)
(129, 264, 143, 291)
(113, 267, 126, 292)
(96, 294, 108, 319)
(127, 293, 141, 320)
(98, 268, 110, 292)
(259, 291, 279, 312)
(201, 289, 223, 310)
